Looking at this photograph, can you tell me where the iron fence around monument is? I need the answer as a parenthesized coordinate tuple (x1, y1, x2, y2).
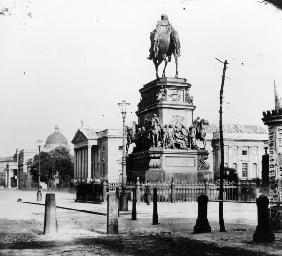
(107, 179, 257, 203)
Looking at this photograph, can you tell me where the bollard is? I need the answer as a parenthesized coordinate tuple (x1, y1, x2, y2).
(136, 177, 141, 203)
(144, 183, 151, 205)
(253, 195, 275, 242)
(132, 188, 137, 220)
(193, 194, 211, 233)
(102, 180, 108, 203)
(37, 186, 42, 202)
(119, 190, 129, 211)
(107, 192, 119, 234)
(170, 177, 175, 203)
(152, 187, 158, 225)
(43, 193, 58, 234)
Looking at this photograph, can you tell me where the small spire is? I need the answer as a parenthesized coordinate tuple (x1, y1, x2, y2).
(274, 80, 282, 110)
(55, 125, 59, 131)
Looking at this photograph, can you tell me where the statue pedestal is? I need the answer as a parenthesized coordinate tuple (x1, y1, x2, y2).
(127, 77, 211, 183)
(137, 77, 195, 129)
(127, 148, 210, 183)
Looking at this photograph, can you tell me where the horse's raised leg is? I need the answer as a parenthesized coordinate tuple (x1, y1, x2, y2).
(162, 58, 168, 78)
(154, 61, 159, 79)
(175, 54, 178, 78)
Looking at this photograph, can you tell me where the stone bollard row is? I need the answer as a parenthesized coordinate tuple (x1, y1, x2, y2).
(43, 193, 58, 234)
(136, 177, 141, 203)
(152, 187, 158, 225)
(193, 194, 211, 233)
(170, 178, 176, 203)
(253, 195, 275, 243)
(107, 192, 119, 234)
(132, 188, 137, 220)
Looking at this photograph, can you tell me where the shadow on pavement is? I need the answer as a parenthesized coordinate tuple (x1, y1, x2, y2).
(0, 232, 271, 256)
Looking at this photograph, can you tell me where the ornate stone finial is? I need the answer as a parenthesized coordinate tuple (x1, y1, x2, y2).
(55, 125, 59, 132)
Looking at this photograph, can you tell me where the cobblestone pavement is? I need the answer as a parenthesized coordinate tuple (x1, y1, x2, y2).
(0, 189, 282, 255)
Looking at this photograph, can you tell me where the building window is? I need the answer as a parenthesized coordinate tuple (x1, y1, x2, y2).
(242, 150, 248, 156)
(118, 146, 123, 150)
(102, 146, 106, 152)
(242, 163, 248, 178)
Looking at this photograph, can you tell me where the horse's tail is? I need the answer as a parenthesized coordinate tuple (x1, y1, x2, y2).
(171, 29, 181, 57)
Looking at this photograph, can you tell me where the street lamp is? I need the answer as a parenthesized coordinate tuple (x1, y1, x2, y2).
(118, 100, 130, 211)
(36, 139, 43, 201)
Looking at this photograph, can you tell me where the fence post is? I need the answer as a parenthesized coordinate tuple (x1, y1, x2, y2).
(136, 177, 141, 203)
(144, 182, 151, 205)
(43, 193, 58, 234)
(253, 195, 275, 242)
(107, 192, 119, 234)
(193, 194, 211, 233)
(152, 187, 158, 225)
(103, 180, 108, 203)
(170, 177, 175, 203)
(132, 188, 137, 220)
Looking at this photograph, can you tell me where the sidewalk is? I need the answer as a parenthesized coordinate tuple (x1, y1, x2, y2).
(0, 189, 282, 255)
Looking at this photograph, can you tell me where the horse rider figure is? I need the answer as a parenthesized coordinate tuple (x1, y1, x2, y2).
(147, 14, 181, 78)
(148, 14, 174, 60)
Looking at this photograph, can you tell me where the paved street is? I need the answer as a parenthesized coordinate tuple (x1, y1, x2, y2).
(0, 189, 281, 255)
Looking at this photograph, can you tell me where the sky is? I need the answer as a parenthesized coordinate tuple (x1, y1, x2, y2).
(0, 0, 282, 156)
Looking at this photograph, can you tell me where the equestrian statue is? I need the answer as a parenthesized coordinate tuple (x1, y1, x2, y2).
(147, 14, 181, 79)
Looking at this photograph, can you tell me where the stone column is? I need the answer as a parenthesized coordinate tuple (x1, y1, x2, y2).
(77, 150, 81, 180)
(74, 149, 77, 179)
(7, 169, 11, 188)
(87, 145, 92, 182)
(81, 149, 84, 181)
(6, 169, 9, 188)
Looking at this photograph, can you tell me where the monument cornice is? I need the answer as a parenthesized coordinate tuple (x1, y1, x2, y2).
(140, 77, 191, 93)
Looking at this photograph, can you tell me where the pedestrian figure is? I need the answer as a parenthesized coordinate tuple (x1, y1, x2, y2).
(144, 182, 151, 205)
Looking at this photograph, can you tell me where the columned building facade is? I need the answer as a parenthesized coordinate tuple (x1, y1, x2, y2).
(211, 125, 268, 180)
(72, 128, 122, 183)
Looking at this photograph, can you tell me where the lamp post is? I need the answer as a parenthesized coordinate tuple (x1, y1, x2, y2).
(36, 139, 43, 201)
(118, 100, 130, 211)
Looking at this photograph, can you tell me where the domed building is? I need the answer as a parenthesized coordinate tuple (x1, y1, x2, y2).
(43, 125, 70, 152)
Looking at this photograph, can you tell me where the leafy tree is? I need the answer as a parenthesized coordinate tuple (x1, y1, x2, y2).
(30, 147, 74, 187)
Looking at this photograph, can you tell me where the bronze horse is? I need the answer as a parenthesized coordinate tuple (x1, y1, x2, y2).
(150, 29, 181, 79)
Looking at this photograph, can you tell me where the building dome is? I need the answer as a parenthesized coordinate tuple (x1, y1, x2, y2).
(44, 125, 69, 152)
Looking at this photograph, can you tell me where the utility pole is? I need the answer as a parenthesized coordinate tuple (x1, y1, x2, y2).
(216, 58, 228, 232)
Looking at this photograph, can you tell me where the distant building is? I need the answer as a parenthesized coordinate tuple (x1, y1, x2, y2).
(0, 152, 18, 188)
(71, 128, 122, 183)
(71, 124, 268, 184)
(210, 124, 268, 180)
(17, 149, 37, 189)
(43, 125, 70, 152)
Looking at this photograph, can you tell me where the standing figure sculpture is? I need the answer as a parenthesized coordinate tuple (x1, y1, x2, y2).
(147, 14, 181, 79)
(149, 114, 162, 148)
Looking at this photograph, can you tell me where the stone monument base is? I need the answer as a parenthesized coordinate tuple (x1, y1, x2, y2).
(127, 148, 211, 183)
